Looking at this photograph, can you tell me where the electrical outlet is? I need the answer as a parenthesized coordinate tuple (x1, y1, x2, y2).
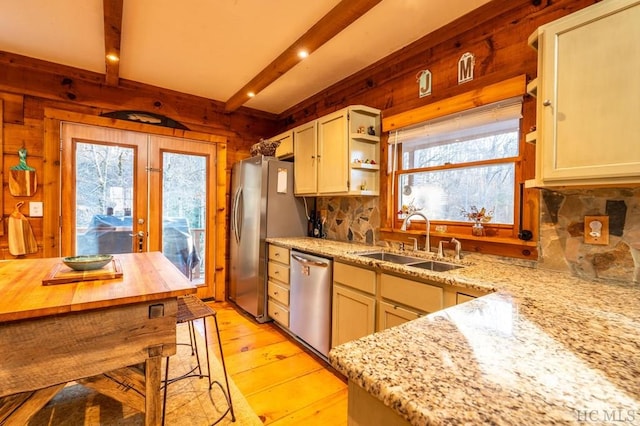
(29, 201, 43, 217)
(584, 215, 609, 245)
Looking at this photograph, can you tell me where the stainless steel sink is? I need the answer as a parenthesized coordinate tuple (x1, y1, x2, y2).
(408, 261, 463, 272)
(357, 252, 422, 264)
(356, 251, 464, 272)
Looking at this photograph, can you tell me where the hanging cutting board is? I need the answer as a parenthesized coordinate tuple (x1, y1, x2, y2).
(9, 148, 38, 196)
(9, 170, 38, 196)
(8, 202, 38, 256)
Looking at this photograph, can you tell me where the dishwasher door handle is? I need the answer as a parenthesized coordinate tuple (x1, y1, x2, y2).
(291, 253, 329, 268)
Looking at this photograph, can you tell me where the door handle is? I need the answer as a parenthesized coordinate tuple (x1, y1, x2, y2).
(129, 231, 145, 252)
(291, 254, 329, 268)
(232, 187, 243, 243)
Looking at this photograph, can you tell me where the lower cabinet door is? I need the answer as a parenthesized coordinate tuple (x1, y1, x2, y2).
(268, 300, 289, 328)
(378, 301, 421, 331)
(331, 285, 375, 348)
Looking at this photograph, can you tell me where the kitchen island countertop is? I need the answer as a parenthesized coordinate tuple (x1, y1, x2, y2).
(267, 237, 640, 425)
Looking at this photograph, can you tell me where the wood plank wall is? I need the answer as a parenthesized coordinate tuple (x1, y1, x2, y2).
(0, 0, 597, 262)
(0, 54, 279, 260)
(274, 0, 598, 258)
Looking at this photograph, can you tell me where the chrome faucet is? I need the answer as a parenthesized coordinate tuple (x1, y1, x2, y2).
(400, 211, 430, 253)
(438, 237, 462, 260)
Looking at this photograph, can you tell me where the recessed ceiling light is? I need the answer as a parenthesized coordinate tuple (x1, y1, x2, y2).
(248, 92, 255, 98)
(106, 53, 120, 62)
(298, 50, 309, 59)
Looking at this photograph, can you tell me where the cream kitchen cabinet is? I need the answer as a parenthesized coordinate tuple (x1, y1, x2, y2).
(331, 262, 376, 348)
(267, 244, 291, 327)
(378, 273, 443, 330)
(293, 105, 381, 196)
(443, 285, 488, 308)
(378, 301, 421, 331)
(331, 260, 489, 346)
(292, 120, 318, 194)
(527, 0, 640, 187)
(271, 130, 293, 159)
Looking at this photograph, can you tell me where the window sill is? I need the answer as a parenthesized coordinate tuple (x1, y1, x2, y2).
(379, 227, 538, 260)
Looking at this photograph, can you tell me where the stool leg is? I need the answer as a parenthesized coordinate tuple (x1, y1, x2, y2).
(190, 321, 203, 376)
(161, 356, 170, 426)
(203, 319, 213, 389)
(188, 320, 196, 356)
(213, 315, 235, 422)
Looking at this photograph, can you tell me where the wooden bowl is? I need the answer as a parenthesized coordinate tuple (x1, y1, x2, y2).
(63, 254, 113, 271)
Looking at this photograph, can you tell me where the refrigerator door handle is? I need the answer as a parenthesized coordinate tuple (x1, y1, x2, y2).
(291, 253, 330, 268)
(232, 186, 243, 243)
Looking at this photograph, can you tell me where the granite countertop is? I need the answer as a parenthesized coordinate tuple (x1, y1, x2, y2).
(268, 237, 640, 425)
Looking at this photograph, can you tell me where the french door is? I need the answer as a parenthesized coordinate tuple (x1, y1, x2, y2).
(60, 123, 218, 298)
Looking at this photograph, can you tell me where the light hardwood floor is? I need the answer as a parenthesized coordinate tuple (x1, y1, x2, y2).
(202, 300, 349, 425)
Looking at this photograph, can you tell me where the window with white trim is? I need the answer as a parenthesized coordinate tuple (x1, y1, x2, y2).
(390, 97, 522, 226)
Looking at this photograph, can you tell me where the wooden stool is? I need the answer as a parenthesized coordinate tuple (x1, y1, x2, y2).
(162, 295, 235, 425)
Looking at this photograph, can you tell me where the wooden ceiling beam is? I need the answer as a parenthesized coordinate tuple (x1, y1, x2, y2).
(224, 0, 383, 112)
(103, 0, 123, 86)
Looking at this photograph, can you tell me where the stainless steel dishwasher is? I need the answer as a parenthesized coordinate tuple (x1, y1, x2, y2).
(289, 250, 333, 357)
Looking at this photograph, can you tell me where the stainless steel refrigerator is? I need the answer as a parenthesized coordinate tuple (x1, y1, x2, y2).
(229, 156, 307, 322)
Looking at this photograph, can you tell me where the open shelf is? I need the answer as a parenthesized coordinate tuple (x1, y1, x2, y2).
(525, 130, 537, 144)
(527, 78, 538, 98)
(350, 133, 380, 143)
(351, 162, 380, 170)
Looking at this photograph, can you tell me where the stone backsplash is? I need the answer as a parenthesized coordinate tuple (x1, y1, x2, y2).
(538, 187, 640, 283)
(316, 189, 640, 283)
(316, 197, 380, 245)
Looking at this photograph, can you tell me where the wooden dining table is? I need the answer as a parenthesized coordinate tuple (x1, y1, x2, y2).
(0, 252, 197, 425)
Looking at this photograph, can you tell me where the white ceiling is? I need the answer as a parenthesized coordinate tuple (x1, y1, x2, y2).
(0, 0, 491, 114)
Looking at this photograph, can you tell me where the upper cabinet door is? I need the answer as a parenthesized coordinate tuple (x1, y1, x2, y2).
(291, 105, 381, 196)
(531, 0, 640, 187)
(317, 109, 349, 194)
(272, 130, 293, 159)
(293, 120, 318, 195)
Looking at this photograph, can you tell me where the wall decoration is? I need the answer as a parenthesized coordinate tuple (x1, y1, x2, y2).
(458, 52, 475, 84)
(100, 110, 189, 130)
(416, 69, 432, 98)
(9, 148, 37, 196)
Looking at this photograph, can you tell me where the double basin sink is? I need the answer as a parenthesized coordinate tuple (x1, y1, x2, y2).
(356, 251, 463, 272)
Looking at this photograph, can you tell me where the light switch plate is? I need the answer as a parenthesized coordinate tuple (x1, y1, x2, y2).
(584, 215, 609, 245)
(29, 201, 43, 217)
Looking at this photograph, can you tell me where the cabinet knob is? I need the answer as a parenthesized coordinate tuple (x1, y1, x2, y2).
(543, 99, 552, 107)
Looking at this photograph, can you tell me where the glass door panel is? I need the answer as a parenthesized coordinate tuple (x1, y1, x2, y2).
(75, 142, 135, 255)
(161, 152, 207, 285)
(148, 134, 217, 298)
(61, 123, 148, 258)
(61, 124, 218, 299)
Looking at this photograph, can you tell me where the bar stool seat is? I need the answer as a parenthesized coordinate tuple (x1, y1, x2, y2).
(162, 295, 235, 425)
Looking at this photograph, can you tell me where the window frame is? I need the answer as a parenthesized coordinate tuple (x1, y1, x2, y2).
(380, 76, 537, 252)
(394, 118, 522, 228)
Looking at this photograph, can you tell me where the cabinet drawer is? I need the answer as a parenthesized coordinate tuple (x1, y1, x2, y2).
(334, 262, 376, 294)
(378, 300, 421, 331)
(380, 274, 443, 313)
(268, 245, 290, 265)
(456, 293, 477, 305)
(268, 300, 289, 328)
(268, 261, 289, 284)
(268, 280, 289, 306)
